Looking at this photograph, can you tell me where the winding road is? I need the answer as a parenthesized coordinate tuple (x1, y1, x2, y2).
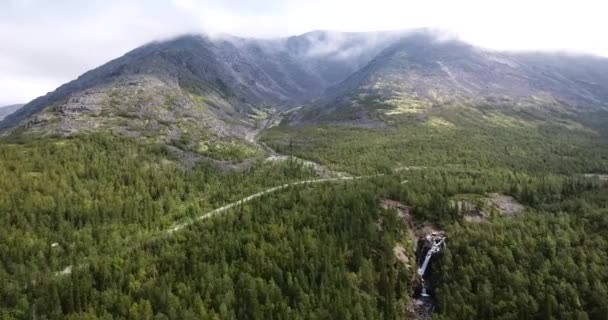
(165, 108, 376, 233)
(168, 174, 380, 233)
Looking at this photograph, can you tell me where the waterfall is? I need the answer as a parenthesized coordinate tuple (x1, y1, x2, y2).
(416, 234, 445, 299)
(418, 237, 445, 277)
(418, 250, 433, 276)
(412, 232, 446, 319)
(421, 281, 430, 297)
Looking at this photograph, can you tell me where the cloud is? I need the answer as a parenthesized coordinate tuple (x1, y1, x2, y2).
(0, 0, 607, 105)
(0, 0, 204, 105)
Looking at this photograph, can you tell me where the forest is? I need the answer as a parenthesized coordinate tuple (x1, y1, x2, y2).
(1, 106, 608, 319)
(0, 136, 412, 319)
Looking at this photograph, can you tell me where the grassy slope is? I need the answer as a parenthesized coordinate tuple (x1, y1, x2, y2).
(262, 104, 608, 175)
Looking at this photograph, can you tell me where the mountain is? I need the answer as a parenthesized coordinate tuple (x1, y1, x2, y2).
(258, 31, 608, 175)
(3, 30, 608, 156)
(0, 104, 23, 121)
(0, 32, 400, 146)
(296, 31, 608, 123)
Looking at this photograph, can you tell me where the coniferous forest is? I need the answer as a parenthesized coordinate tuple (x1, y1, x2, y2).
(0, 130, 607, 319)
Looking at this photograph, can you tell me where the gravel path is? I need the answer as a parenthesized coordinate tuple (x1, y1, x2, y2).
(168, 175, 378, 233)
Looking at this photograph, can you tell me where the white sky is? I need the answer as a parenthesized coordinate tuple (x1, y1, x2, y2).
(1, 0, 607, 106)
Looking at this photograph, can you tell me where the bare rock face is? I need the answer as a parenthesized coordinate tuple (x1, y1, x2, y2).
(452, 193, 525, 223)
(486, 193, 525, 216)
(393, 244, 410, 266)
(8, 75, 246, 158)
(56, 94, 104, 116)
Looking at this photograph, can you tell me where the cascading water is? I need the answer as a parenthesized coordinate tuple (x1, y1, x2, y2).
(418, 249, 434, 276)
(421, 281, 429, 297)
(413, 232, 446, 319)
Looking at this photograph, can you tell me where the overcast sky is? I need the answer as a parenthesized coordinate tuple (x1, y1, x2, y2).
(1, 0, 607, 106)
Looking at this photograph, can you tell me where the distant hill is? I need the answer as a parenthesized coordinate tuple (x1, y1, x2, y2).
(0, 104, 24, 121)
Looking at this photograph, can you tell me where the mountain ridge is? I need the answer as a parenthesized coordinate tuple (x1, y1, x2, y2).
(0, 31, 414, 167)
(295, 32, 608, 124)
(2, 29, 608, 146)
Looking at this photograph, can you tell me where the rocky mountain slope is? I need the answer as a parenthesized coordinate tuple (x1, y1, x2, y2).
(0, 31, 404, 160)
(296, 31, 608, 123)
(0, 104, 23, 121)
(2, 29, 608, 154)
